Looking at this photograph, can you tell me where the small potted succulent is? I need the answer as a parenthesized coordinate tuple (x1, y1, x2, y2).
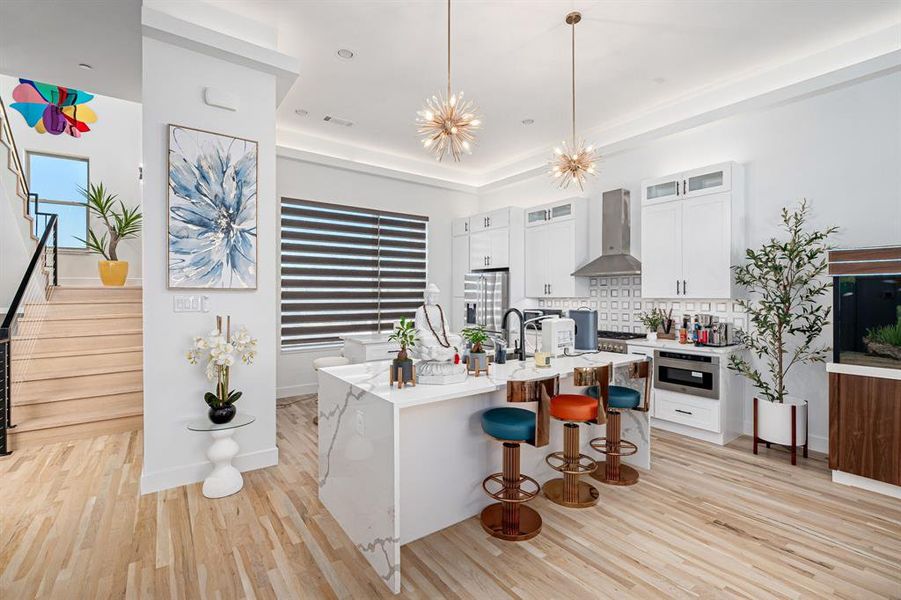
(75, 182, 142, 287)
(462, 325, 490, 373)
(388, 317, 417, 385)
(186, 315, 257, 424)
(638, 309, 665, 341)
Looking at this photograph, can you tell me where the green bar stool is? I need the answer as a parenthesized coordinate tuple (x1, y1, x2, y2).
(480, 407, 542, 541)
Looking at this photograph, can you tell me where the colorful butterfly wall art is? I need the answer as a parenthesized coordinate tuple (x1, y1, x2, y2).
(9, 79, 98, 138)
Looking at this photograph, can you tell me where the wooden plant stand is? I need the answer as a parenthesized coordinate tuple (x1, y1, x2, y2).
(752, 397, 808, 465)
(389, 363, 416, 389)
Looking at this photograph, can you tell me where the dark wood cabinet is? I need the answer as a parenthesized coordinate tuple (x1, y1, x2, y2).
(829, 373, 901, 485)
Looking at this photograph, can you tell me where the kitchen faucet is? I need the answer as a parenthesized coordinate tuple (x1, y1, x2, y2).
(502, 308, 526, 361)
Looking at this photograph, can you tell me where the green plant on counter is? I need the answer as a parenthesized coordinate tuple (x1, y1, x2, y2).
(638, 309, 665, 332)
(74, 182, 142, 260)
(461, 325, 489, 354)
(728, 199, 838, 403)
(388, 318, 417, 361)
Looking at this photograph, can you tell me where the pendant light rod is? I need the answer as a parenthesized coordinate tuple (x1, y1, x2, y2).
(566, 11, 581, 146)
(447, 0, 451, 99)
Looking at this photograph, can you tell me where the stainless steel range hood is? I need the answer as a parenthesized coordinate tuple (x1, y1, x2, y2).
(571, 188, 641, 276)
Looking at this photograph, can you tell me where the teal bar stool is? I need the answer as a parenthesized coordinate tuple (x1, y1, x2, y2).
(480, 407, 542, 541)
(586, 359, 650, 486)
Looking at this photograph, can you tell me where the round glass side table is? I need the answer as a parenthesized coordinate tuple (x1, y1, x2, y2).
(188, 413, 255, 498)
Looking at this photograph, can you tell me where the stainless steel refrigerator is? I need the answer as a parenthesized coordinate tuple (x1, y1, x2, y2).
(464, 271, 509, 332)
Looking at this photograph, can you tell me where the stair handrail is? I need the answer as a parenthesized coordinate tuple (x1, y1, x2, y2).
(0, 213, 58, 456)
(0, 96, 29, 199)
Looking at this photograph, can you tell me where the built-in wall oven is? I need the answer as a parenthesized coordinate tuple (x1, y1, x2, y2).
(653, 350, 719, 400)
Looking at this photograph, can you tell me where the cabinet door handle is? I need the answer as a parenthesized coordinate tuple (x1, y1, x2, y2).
(675, 409, 693, 416)
(487, 216, 490, 227)
(676, 280, 680, 295)
(487, 256, 491, 266)
(683, 280, 687, 295)
(682, 180, 686, 195)
(464, 222, 468, 232)
(548, 284, 552, 295)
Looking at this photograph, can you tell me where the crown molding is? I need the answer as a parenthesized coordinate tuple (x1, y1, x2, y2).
(275, 23, 900, 192)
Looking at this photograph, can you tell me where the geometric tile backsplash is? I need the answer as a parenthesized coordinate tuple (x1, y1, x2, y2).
(536, 275, 747, 334)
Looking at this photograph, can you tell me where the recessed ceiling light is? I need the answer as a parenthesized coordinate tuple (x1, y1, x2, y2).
(295, 109, 309, 117)
(652, 77, 666, 84)
(336, 49, 354, 60)
(78, 63, 93, 70)
(521, 118, 535, 126)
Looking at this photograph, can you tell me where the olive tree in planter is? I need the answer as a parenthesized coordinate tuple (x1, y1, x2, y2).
(728, 199, 837, 463)
(388, 318, 417, 386)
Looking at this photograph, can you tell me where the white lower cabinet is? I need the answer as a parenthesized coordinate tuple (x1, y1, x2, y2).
(653, 389, 720, 433)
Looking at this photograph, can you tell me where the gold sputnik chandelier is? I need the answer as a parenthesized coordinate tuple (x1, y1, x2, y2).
(550, 11, 598, 189)
(417, 0, 481, 161)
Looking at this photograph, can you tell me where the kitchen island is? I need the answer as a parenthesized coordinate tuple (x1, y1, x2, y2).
(317, 352, 649, 593)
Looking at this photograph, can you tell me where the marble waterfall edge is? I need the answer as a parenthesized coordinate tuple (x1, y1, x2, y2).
(318, 369, 400, 592)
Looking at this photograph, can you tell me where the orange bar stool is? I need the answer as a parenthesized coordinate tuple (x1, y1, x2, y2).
(543, 390, 605, 508)
(588, 359, 651, 486)
(480, 407, 543, 541)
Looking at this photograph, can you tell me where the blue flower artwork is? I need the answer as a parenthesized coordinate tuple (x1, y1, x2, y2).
(168, 125, 257, 289)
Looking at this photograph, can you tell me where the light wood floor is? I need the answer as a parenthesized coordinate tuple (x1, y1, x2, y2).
(2, 396, 899, 599)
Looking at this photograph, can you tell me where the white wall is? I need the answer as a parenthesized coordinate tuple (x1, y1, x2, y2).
(276, 155, 479, 397)
(478, 71, 901, 452)
(0, 74, 141, 286)
(140, 36, 279, 493)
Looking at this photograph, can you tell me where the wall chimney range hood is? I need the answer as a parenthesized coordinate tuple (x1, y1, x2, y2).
(571, 188, 642, 276)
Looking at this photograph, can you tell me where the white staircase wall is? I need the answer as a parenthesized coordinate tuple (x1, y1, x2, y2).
(0, 75, 142, 286)
(0, 141, 31, 310)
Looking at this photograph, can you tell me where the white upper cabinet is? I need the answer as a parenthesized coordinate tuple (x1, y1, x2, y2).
(452, 234, 469, 297)
(640, 162, 744, 299)
(641, 201, 683, 298)
(642, 162, 734, 205)
(523, 198, 588, 298)
(470, 208, 510, 232)
(452, 217, 470, 236)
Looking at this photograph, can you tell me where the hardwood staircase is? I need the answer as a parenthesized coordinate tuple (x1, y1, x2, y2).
(9, 286, 143, 448)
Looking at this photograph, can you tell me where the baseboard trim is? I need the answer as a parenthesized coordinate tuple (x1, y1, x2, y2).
(832, 470, 901, 499)
(277, 383, 317, 398)
(139, 446, 278, 495)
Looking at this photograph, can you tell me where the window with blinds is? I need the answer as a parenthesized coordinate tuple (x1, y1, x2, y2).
(280, 198, 428, 349)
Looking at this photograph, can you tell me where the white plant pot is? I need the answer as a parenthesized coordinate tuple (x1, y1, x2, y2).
(756, 396, 807, 446)
(646, 331, 658, 341)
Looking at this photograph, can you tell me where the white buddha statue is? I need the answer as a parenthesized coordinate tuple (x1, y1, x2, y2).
(411, 283, 467, 384)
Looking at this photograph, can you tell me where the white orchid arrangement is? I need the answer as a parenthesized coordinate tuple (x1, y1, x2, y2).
(186, 315, 257, 409)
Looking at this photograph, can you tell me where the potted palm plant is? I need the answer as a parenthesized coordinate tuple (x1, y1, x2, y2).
(728, 200, 837, 462)
(388, 318, 417, 385)
(75, 182, 142, 286)
(462, 325, 490, 373)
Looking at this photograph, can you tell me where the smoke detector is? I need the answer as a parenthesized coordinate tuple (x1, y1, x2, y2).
(323, 115, 354, 127)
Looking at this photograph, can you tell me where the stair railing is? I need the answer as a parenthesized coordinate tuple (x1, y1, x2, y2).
(0, 213, 58, 457)
(0, 97, 29, 199)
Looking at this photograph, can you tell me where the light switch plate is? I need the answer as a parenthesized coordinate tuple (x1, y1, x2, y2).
(173, 295, 209, 313)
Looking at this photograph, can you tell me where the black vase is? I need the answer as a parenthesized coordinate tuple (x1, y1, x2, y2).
(209, 404, 236, 424)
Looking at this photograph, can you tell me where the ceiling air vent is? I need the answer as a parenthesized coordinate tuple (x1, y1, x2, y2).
(323, 115, 354, 127)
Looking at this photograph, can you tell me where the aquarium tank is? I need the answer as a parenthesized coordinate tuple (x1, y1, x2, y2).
(833, 275, 901, 369)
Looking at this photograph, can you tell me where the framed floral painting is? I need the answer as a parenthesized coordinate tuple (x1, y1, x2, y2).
(167, 124, 258, 289)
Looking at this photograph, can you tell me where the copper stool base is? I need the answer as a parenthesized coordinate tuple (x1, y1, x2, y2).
(543, 478, 599, 507)
(480, 503, 542, 541)
(590, 409, 640, 486)
(591, 462, 640, 486)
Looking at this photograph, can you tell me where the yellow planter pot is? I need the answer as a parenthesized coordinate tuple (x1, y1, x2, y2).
(98, 260, 129, 286)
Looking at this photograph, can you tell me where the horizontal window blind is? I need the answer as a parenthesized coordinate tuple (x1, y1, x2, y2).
(281, 198, 428, 349)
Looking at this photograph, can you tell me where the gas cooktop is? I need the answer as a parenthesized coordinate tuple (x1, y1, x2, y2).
(597, 330, 646, 341)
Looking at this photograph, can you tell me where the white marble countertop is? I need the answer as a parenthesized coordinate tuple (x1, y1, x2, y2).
(626, 338, 744, 355)
(341, 333, 392, 344)
(826, 362, 901, 381)
(320, 352, 643, 408)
